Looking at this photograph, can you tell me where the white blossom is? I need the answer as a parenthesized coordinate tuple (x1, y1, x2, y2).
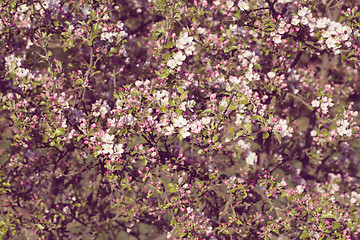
(102, 143, 114, 155)
(291, 16, 300, 25)
(114, 143, 124, 155)
(167, 59, 177, 69)
(173, 115, 188, 128)
(311, 99, 320, 108)
(274, 119, 293, 137)
(238, 0, 249, 11)
(267, 71, 276, 79)
(246, 152, 257, 165)
(102, 133, 114, 143)
(173, 51, 186, 65)
(179, 126, 191, 138)
(273, 34, 282, 44)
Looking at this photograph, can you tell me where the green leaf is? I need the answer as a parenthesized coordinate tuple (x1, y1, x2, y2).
(229, 127, 235, 136)
(179, 91, 189, 101)
(110, 47, 118, 53)
(160, 68, 170, 79)
(333, 222, 341, 229)
(245, 123, 252, 133)
(93, 23, 99, 34)
(55, 128, 65, 136)
(263, 131, 269, 140)
(75, 79, 83, 85)
(321, 212, 335, 219)
(164, 53, 171, 60)
(37, 224, 45, 230)
(165, 41, 175, 48)
(229, 102, 237, 111)
(300, 230, 308, 239)
(236, 130, 244, 138)
(252, 115, 265, 123)
(274, 132, 281, 144)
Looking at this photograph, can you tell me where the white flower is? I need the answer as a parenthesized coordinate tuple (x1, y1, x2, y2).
(18, 4, 30, 12)
(325, 37, 338, 49)
(310, 130, 317, 137)
(296, 185, 305, 194)
(235, 113, 244, 126)
(99, 105, 109, 116)
(316, 17, 330, 29)
(179, 126, 191, 138)
(245, 70, 253, 81)
(350, 111, 358, 117)
(322, 30, 331, 39)
(219, 98, 228, 108)
(102, 143, 114, 155)
(237, 139, 250, 150)
(337, 119, 352, 137)
(267, 71, 276, 78)
(301, 17, 309, 25)
(184, 44, 196, 55)
(291, 16, 300, 25)
(273, 34, 282, 44)
(320, 96, 334, 112)
(298, 7, 309, 17)
(173, 115, 188, 128)
(279, 179, 287, 187)
(229, 24, 238, 32)
(197, 27, 206, 34)
(246, 152, 257, 165)
(331, 183, 339, 193)
(311, 99, 320, 108)
(102, 133, 115, 143)
(114, 143, 124, 155)
(173, 51, 186, 65)
(213, 0, 221, 6)
(167, 59, 177, 69)
(226, 0, 234, 8)
(201, 117, 212, 125)
(176, 32, 193, 50)
(165, 125, 175, 135)
(229, 76, 240, 84)
(274, 119, 293, 137)
(238, 0, 249, 11)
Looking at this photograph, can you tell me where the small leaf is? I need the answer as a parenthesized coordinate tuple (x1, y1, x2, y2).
(245, 123, 253, 133)
(274, 132, 281, 144)
(300, 230, 309, 239)
(229, 127, 235, 136)
(252, 115, 265, 123)
(160, 68, 170, 79)
(37, 224, 45, 230)
(263, 131, 269, 140)
(55, 128, 65, 136)
(212, 134, 218, 142)
(321, 212, 335, 219)
(165, 41, 174, 48)
(229, 102, 237, 111)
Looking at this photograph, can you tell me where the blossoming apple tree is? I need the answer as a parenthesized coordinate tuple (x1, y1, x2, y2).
(1, 0, 360, 239)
